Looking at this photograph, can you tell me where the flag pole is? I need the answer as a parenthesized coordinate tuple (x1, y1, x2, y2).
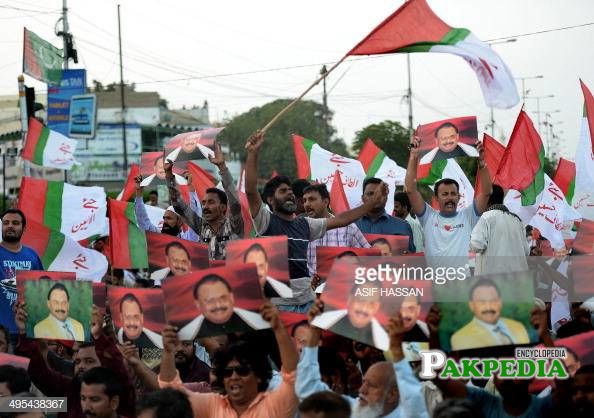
(259, 53, 350, 135)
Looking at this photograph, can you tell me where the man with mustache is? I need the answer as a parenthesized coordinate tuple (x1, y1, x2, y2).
(298, 300, 429, 418)
(178, 274, 269, 340)
(313, 281, 389, 350)
(243, 243, 293, 298)
(167, 142, 244, 260)
(405, 134, 492, 263)
(245, 131, 389, 313)
(116, 293, 163, 349)
(450, 278, 530, 351)
(399, 294, 429, 342)
(0, 209, 43, 334)
(419, 122, 479, 164)
(33, 283, 85, 341)
(80, 367, 121, 418)
(150, 241, 193, 285)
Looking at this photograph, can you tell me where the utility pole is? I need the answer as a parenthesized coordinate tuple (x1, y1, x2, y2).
(118, 4, 128, 173)
(406, 54, 413, 132)
(489, 108, 495, 137)
(18, 75, 30, 178)
(320, 65, 329, 138)
(62, 0, 69, 70)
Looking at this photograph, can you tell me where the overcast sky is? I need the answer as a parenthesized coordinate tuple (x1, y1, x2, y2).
(2, 0, 594, 160)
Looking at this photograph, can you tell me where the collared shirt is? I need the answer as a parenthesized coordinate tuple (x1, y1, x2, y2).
(355, 211, 415, 252)
(472, 317, 515, 344)
(158, 369, 298, 418)
(307, 216, 370, 275)
(48, 315, 77, 339)
(295, 346, 429, 418)
(170, 167, 243, 260)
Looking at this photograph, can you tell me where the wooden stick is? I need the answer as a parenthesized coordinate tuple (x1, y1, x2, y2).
(259, 53, 350, 135)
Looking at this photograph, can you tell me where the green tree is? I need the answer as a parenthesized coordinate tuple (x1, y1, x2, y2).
(218, 99, 348, 178)
(351, 120, 411, 168)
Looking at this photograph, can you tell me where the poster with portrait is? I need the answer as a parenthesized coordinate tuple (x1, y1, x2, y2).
(311, 257, 430, 351)
(108, 286, 166, 349)
(433, 270, 536, 352)
(226, 236, 292, 298)
(139, 151, 187, 187)
(146, 232, 209, 285)
(364, 234, 411, 256)
(16, 271, 75, 301)
(24, 279, 92, 342)
(315, 247, 381, 280)
(572, 219, 594, 255)
(416, 116, 478, 164)
(164, 128, 222, 165)
(162, 264, 269, 339)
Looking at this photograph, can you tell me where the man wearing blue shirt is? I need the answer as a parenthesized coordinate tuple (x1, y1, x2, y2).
(356, 178, 415, 253)
(0, 209, 43, 333)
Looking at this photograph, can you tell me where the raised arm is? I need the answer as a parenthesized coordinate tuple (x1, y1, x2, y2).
(134, 175, 159, 233)
(404, 134, 427, 217)
(474, 141, 493, 214)
(326, 182, 388, 230)
(261, 302, 298, 372)
(245, 131, 265, 216)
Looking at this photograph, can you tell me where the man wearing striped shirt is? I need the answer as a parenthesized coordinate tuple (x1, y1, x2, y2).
(302, 183, 370, 276)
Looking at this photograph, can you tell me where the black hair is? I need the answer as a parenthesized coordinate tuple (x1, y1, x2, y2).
(303, 183, 330, 201)
(433, 399, 484, 418)
(205, 187, 228, 206)
(243, 243, 267, 263)
(149, 190, 158, 197)
(488, 184, 504, 206)
(469, 278, 501, 301)
(575, 364, 594, 376)
(153, 156, 163, 166)
(434, 178, 460, 197)
(81, 367, 122, 398)
(291, 179, 311, 198)
(298, 391, 351, 418)
(434, 122, 459, 138)
(0, 365, 31, 395)
(371, 238, 392, 249)
(213, 341, 272, 392)
(137, 388, 193, 418)
(336, 251, 358, 259)
(1, 209, 26, 228)
(291, 320, 310, 337)
(47, 283, 69, 301)
(165, 241, 191, 259)
(263, 176, 292, 202)
(119, 293, 143, 314)
(394, 192, 411, 212)
(362, 177, 382, 193)
(193, 274, 232, 300)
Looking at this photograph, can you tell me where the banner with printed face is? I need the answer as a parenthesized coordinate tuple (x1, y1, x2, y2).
(146, 232, 209, 285)
(434, 270, 536, 352)
(164, 128, 222, 165)
(16, 271, 75, 300)
(312, 257, 432, 351)
(139, 151, 187, 187)
(417, 116, 478, 164)
(225, 236, 292, 298)
(315, 247, 381, 280)
(162, 264, 269, 339)
(108, 286, 166, 349)
(364, 234, 411, 256)
(24, 279, 92, 342)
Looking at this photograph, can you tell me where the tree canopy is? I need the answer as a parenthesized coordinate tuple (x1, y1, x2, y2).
(218, 99, 348, 178)
(351, 120, 411, 168)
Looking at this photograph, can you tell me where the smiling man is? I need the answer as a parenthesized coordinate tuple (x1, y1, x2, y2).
(116, 293, 163, 349)
(450, 278, 530, 351)
(33, 283, 85, 341)
(151, 242, 193, 285)
(419, 122, 479, 164)
(405, 134, 492, 262)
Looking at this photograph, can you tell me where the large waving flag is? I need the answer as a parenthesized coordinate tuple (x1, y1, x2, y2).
(23, 28, 63, 84)
(553, 158, 576, 205)
(347, 0, 519, 108)
(22, 118, 79, 170)
(418, 159, 474, 210)
(21, 220, 108, 281)
(293, 135, 366, 208)
(18, 177, 107, 242)
(357, 138, 406, 214)
(495, 110, 545, 206)
(108, 199, 148, 269)
(329, 170, 350, 215)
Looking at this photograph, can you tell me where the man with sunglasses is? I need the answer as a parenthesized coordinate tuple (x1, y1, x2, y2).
(167, 143, 244, 260)
(159, 302, 300, 417)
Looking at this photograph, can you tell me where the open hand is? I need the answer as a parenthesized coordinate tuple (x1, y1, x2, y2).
(208, 141, 226, 168)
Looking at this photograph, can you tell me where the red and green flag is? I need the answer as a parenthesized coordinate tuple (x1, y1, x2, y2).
(552, 158, 576, 204)
(22, 118, 79, 170)
(329, 170, 350, 215)
(474, 133, 506, 195)
(108, 199, 148, 269)
(347, 0, 519, 109)
(23, 28, 63, 85)
(116, 164, 141, 201)
(495, 110, 545, 206)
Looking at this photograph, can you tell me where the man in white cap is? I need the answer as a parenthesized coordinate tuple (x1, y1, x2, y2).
(134, 174, 200, 241)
